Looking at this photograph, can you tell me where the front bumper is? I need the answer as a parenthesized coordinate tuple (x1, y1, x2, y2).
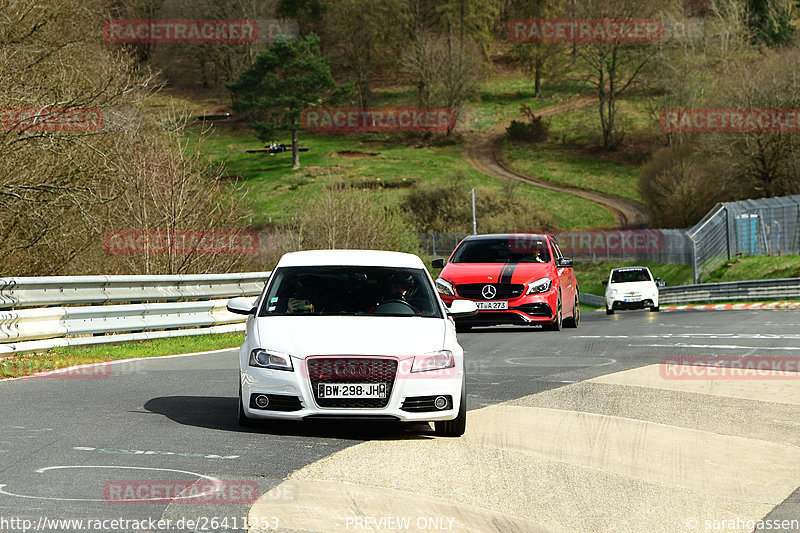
(606, 295, 658, 310)
(241, 357, 463, 422)
(440, 290, 557, 326)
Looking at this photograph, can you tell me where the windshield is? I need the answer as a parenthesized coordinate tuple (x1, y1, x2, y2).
(450, 238, 551, 263)
(258, 266, 442, 318)
(611, 268, 652, 283)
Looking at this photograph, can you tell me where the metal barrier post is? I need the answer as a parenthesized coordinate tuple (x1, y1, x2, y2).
(691, 236, 700, 284)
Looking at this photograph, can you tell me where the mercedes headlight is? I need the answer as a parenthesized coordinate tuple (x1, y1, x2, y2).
(249, 349, 294, 371)
(525, 277, 552, 295)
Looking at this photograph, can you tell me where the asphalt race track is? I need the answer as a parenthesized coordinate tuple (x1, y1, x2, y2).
(1, 309, 799, 532)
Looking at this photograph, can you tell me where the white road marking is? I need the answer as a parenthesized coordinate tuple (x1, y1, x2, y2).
(576, 333, 800, 339)
(72, 446, 238, 460)
(0, 465, 219, 502)
(630, 343, 800, 352)
(504, 357, 616, 367)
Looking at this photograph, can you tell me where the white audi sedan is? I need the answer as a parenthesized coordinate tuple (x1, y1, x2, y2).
(603, 266, 660, 314)
(226, 250, 478, 437)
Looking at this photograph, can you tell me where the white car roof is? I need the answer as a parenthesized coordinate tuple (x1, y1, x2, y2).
(276, 250, 426, 269)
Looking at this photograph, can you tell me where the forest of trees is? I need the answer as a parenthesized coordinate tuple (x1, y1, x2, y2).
(1, 0, 799, 274)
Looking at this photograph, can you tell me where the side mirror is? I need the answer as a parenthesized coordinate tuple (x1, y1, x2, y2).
(431, 258, 446, 269)
(447, 299, 478, 318)
(556, 257, 573, 268)
(602, 280, 608, 286)
(227, 296, 257, 315)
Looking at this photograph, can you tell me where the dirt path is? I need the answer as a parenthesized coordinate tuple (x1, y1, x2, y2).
(464, 95, 652, 228)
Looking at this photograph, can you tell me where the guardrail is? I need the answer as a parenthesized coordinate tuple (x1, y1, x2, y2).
(0, 273, 270, 308)
(579, 293, 606, 307)
(659, 278, 800, 305)
(3, 273, 796, 355)
(0, 273, 271, 355)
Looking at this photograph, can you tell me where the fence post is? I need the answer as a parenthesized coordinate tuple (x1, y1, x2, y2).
(723, 206, 731, 260)
(691, 236, 700, 284)
(431, 232, 437, 258)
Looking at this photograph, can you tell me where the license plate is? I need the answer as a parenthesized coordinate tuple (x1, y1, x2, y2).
(476, 301, 508, 310)
(318, 383, 387, 399)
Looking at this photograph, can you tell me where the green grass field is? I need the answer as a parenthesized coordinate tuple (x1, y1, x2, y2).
(499, 98, 657, 203)
(196, 125, 616, 230)
(705, 254, 800, 283)
(0, 332, 244, 379)
(180, 72, 623, 231)
(501, 141, 643, 202)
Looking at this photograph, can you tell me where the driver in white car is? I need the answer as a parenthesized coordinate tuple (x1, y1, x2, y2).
(385, 274, 412, 301)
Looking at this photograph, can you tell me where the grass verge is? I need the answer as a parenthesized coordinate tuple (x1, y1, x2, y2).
(0, 332, 244, 379)
(705, 254, 800, 283)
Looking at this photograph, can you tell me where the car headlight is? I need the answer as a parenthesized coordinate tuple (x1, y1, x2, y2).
(411, 350, 455, 372)
(249, 348, 294, 371)
(525, 277, 552, 295)
(609, 289, 618, 296)
(435, 278, 455, 296)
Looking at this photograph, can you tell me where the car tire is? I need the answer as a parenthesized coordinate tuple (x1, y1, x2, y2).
(650, 305, 660, 312)
(434, 378, 466, 437)
(545, 294, 563, 331)
(238, 381, 254, 427)
(606, 306, 614, 315)
(564, 293, 580, 328)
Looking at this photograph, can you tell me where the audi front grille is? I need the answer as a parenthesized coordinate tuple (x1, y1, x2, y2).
(307, 357, 398, 408)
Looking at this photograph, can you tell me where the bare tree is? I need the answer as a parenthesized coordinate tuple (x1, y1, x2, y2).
(0, 0, 155, 274)
(289, 175, 418, 253)
(705, 48, 800, 197)
(106, 112, 250, 274)
(574, 0, 671, 149)
(506, 0, 565, 98)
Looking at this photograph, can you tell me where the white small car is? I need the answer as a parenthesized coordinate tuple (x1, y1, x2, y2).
(603, 266, 660, 314)
(226, 250, 478, 437)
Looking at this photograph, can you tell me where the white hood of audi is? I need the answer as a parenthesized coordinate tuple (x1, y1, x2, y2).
(227, 250, 477, 437)
(251, 316, 448, 358)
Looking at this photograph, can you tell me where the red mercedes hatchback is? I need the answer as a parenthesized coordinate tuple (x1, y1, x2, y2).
(432, 234, 579, 331)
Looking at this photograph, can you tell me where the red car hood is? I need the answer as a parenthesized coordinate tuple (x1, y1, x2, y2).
(440, 262, 556, 285)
